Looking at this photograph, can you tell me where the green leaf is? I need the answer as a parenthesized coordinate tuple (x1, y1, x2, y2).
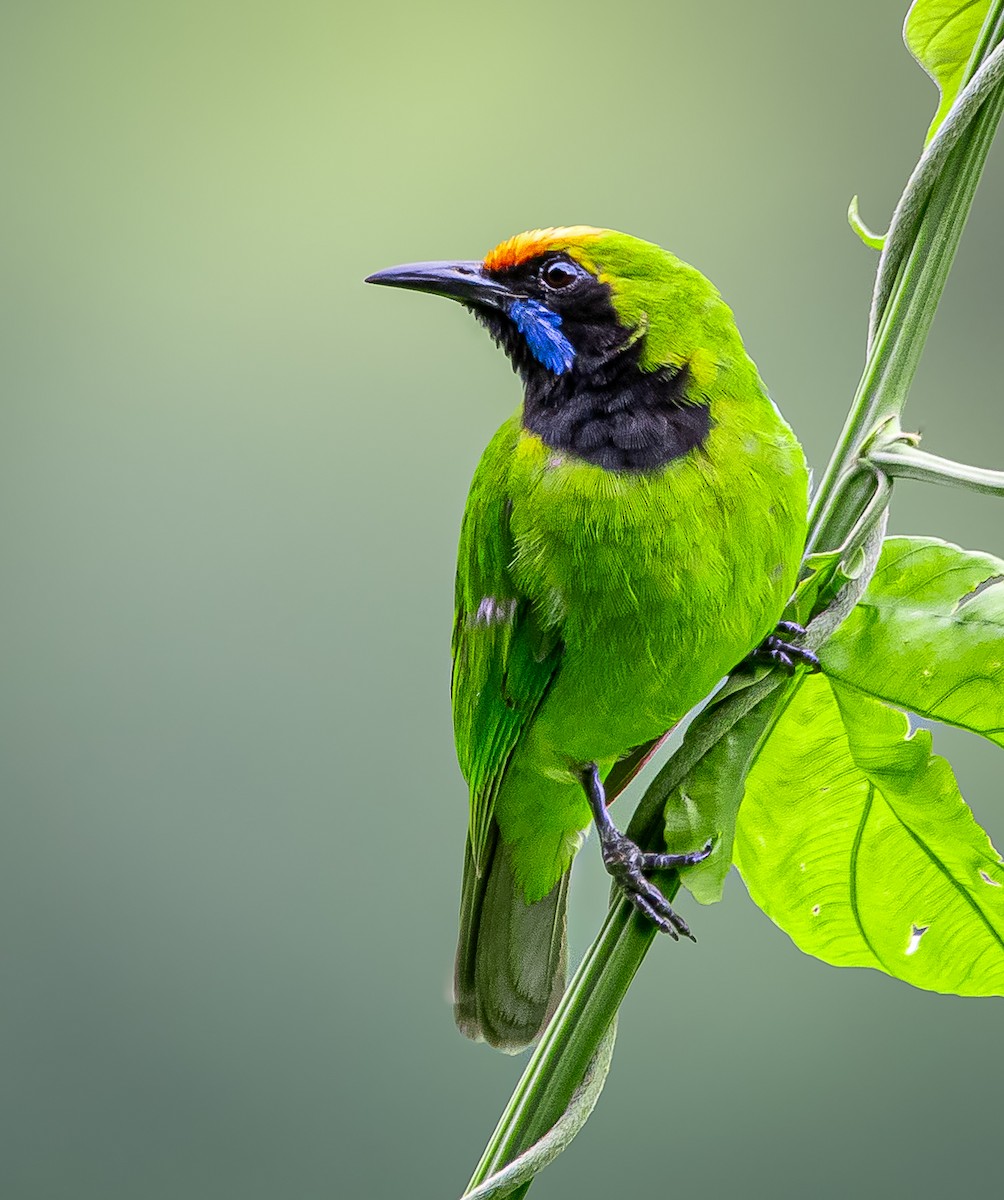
(905, 0, 993, 141)
(664, 691, 783, 905)
(734, 674, 1004, 996)
(784, 548, 845, 627)
(820, 536, 1004, 746)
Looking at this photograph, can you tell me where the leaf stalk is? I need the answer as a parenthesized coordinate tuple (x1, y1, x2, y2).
(867, 444, 1004, 496)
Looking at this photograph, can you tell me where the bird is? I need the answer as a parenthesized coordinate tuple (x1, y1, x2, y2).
(366, 227, 809, 1052)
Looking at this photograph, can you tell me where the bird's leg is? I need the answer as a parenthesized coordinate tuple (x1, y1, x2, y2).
(744, 620, 821, 675)
(579, 763, 712, 941)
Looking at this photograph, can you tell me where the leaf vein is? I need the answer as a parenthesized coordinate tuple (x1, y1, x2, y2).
(884, 800, 1004, 958)
(891, 563, 977, 601)
(848, 783, 883, 968)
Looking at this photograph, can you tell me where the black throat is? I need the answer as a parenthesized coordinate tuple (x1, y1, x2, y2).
(521, 343, 711, 473)
(474, 264, 713, 473)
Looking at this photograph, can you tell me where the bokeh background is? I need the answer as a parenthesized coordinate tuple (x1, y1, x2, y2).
(2, 2, 1003, 1197)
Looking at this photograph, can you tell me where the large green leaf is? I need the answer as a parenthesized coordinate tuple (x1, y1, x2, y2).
(820, 536, 1004, 746)
(905, 0, 993, 141)
(734, 674, 1004, 995)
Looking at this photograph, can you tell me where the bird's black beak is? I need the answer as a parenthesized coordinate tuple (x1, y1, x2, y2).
(364, 260, 512, 310)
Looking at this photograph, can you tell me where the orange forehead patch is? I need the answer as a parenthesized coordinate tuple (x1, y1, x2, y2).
(483, 226, 604, 272)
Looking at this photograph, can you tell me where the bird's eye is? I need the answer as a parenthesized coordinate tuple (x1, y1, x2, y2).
(540, 258, 581, 291)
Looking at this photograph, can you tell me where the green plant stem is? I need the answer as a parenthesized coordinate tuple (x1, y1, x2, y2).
(964, 2, 1004, 94)
(870, 3, 1004, 341)
(464, 676, 789, 1199)
(466, 901, 653, 1200)
(460, 22, 1004, 1200)
(869, 444, 1004, 496)
(810, 48, 1004, 551)
(462, 1020, 617, 1200)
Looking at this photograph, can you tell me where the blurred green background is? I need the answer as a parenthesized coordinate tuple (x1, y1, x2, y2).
(2, 2, 1002, 1197)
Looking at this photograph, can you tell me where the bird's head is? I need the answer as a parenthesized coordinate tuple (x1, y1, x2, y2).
(367, 227, 740, 470)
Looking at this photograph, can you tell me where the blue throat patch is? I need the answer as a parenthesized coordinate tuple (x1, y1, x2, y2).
(507, 299, 575, 375)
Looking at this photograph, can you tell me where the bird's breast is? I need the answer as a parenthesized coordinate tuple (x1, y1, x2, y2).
(506, 423, 807, 760)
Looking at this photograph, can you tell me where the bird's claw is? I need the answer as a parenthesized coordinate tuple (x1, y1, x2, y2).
(600, 832, 713, 940)
(746, 621, 821, 675)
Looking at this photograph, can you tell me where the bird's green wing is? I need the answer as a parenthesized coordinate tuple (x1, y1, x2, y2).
(452, 420, 563, 873)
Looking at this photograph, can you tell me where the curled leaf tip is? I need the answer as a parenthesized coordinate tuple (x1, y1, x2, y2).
(847, 195, 887, 249)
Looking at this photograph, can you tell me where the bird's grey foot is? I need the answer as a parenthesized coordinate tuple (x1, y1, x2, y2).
(598, 829, 713, 939)
(579, 764, 712, 940)
(745, 620, 820, 675)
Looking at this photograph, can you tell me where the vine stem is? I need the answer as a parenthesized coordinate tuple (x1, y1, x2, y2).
(460, 15, 1004, 1199)
(809, 10, 1004, 551)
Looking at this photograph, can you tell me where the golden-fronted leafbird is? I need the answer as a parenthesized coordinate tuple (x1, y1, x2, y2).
(366, 227, 810, 1051)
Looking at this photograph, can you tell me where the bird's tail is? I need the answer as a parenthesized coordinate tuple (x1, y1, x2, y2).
(454, 821, 568, 1053)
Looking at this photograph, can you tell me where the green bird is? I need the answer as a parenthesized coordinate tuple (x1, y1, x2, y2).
(367, 227, 809, 1051)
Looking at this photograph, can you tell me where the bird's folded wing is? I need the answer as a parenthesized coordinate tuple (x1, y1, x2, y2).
(451, 421, 562, 873)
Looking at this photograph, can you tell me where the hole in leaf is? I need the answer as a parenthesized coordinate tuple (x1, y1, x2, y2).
(905, 924, 929, 956)
(954, 574, 1004, 612)
(979, 870, 1002, 887)
(906, 712, 935, 735)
